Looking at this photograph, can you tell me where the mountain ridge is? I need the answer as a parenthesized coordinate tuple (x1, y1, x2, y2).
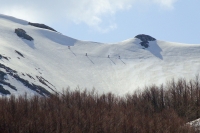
(0, 14, 200, 97)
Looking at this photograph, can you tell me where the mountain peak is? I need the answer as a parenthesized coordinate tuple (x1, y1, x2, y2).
(135, 34, 156, 41)
(135, 34, 156, 48)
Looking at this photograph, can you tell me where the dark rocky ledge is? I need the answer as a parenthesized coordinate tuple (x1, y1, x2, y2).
(0, 71, 17, 91)
(0, 85, 11, 95)
(15, 28, 34, 41)
(28, 22, 57, 32)
(36, 76, 57, 93)
(0, 63, 51, 96)
(15, 50, 24, 58)
(13, 74, 51, 96)
(0, 54, 9, 60)
(135, 34, 156, 48)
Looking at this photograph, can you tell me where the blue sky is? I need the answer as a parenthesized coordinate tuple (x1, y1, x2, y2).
(0, 0, 200, 44)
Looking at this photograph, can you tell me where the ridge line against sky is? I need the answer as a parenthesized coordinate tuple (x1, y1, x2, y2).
(0, 0, 199, 44)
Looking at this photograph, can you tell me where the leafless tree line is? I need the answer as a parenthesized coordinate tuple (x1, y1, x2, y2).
(1, 76, 200, 132)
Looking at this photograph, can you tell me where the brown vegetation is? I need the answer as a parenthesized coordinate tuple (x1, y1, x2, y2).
(1, 76, 200, 132)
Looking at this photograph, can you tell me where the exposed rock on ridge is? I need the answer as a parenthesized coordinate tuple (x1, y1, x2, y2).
(135, 34, 156, 48)
(28, 22, 57, 32)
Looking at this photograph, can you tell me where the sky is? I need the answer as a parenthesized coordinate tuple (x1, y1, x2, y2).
(0, 0, 200, 44)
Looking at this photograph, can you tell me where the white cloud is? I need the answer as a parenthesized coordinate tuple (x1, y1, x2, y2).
(0, 0, 178, 32)
(153, 0, 178, 9)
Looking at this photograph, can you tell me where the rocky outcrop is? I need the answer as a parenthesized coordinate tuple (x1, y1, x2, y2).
(135, 34, 156, 42)
(36, 76, 56, 93)
(0, 63, 51, 96)
(15, 28, 34, 41)
(0, 71, 17, 91)
(0, 80, 17, 91)
(0, 71, 6, 80)
(0, 85, 10, 95)
(0, 54, 9, 60)
(13, 74, 51, 96)
(140, 41, 149, 48)
(15, 50, 24, 58)
(135, 34, 156, 48)
(28, 22, 57, 32)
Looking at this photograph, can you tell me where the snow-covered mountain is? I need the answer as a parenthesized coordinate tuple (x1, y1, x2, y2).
(0, 14, 200, 97)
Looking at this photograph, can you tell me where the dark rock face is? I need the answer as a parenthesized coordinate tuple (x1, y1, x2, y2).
(0, 71, 6, 80)
(0, 80, 17, 91)
(15, 28, 34, 41)
(0, 85, 11, 95)
(0, 70, 16, 91)
(15, 50, 24, 58)
(36, 76, 56, 93)
(28, 22, 57, 32)
(0, 63, 51, 96)
(135, 34, 156, 48)
(135, 34, 156, 42)
(140, 41, 149, 48)
(0, 54, 9, 60)
(13, 74, 51, 96)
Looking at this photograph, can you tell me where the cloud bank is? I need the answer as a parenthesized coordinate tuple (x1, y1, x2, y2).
(0, 0, 178, 32)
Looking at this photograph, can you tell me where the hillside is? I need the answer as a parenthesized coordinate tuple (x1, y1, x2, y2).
(0, 14, 200, 97)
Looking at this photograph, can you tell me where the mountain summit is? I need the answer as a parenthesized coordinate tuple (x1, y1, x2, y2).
(135, 34, 156, 48)
(0, 14, 200, 96)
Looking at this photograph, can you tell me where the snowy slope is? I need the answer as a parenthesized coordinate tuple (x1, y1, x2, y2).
(0, 14, 200, 97)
